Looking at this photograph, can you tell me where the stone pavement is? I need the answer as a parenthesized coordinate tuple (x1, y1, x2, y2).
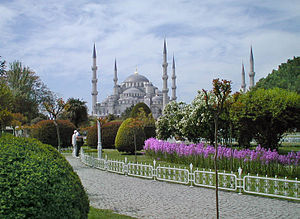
(66, 156, 300, 219)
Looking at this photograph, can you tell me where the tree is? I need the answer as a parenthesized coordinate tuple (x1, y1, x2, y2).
(156, 101, 187, 140)
(115, 118, 145, 154)
(106, 113, 117, 122)
(231, 88, 300, 150)
(230, 92, 254, 148)
(203, 78, 232, 219)
(11, 113, 27, 135)
(255, 56, 300, 94)
(43, 97, 66, 152)
(0, 82, 13, 111)
(127, 118, 144, 162)
(0, 83, 14, 133)
(63, 98, 88, 128)
(180, 91, 215, 143)
(0, 56, 5, 77)
(4, 61, 53, 121)
(0, 110, 13, 133)
(136, 108, 156, 139)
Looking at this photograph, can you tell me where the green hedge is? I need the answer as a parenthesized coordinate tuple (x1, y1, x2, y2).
(86, 121, 122, 149)
(0, 134, 89, 218)
(115, 118, 145, 153)
(31, 120, 75, 148)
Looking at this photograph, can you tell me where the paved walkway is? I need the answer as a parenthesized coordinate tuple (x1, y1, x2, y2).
(66, 156, 300, 219)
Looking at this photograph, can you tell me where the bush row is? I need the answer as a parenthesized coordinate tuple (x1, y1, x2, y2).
(30, 120, 75, 148)
(86, 121, 123, 149)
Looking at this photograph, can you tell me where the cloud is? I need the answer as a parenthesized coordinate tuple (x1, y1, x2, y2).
(0, 0, 299, 112)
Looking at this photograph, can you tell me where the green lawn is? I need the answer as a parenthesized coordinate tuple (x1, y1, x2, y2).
(88, 207, 136, 219)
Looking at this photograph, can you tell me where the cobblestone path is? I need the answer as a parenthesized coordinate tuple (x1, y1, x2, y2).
(66, 156, 300, 219)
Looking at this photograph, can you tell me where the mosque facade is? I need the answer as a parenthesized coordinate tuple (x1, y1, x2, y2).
(91, 41, 255, 119)
(91, 40, 176, 119)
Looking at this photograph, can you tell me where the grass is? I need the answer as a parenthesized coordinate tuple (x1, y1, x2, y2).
(88, 207, 136, 219)
(98, 149, 188, 169)
(278, 146, 299, 155)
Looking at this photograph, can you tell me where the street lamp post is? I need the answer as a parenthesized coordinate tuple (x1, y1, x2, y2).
(97, 115, 102, 159)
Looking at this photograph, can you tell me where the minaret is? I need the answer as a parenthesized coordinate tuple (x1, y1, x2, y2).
(162, 39, 169, 109)
(249, 46, 255, 88)
(171, 54, 177, 101)
(91, 43, 98, 115)
(241, 62, 246, 93)
(113, 58, 118, 96)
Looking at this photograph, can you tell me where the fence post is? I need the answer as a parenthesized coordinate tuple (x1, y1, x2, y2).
(153, 160, 157, 181)
(105, 154, 108, 171)
(295, 178, 298, 199)
(124, 157, 128, 176)
(238, 167, 242, 194)
(190, 163, 194, 187)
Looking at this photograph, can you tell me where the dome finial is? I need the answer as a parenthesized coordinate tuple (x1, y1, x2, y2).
(135, 66, 138, 74)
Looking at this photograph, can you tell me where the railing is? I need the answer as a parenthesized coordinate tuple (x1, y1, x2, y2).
(80, 148, 299, 201)
(243, 174, 299, 201)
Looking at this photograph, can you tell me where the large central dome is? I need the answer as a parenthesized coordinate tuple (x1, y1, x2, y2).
(123, 70, 149, 83)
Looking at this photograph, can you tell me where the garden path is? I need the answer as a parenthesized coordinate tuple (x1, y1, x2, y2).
(66, 155, 300, 219)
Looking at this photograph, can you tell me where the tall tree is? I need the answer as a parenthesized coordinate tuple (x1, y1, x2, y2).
(231, 88, 300, 150)
(4, 61, 53, 121)
(63, 98, 88, 128)
(255, 56, 300, 94)
(203, 79, 232, 219)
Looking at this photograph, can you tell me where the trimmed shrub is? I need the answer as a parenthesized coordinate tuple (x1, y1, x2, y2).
(130, 102, 152, 118)
(31, 120, 75, 148)
(0, 134, 89, 218)
(86, 125, 97, 148)
(102, 121, 122, 149)
(86, 121, 122, 149)
(115, 118, 146, 153)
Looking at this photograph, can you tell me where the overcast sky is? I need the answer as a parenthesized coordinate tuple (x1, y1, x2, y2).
(1, 0, 299, 113)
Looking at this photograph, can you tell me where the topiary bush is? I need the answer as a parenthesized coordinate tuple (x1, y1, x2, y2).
(86, 125, 97, 148)
(130, 102, 152, 118)
(115, 118, 146, 153)
(102, 121, 122, 149)
(86, 121, 122, 149)
(0, 134, 89, 218)
(31, 120, 75, 148)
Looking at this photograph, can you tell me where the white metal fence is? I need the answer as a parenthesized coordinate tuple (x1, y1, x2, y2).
(80, 149, 299, 201)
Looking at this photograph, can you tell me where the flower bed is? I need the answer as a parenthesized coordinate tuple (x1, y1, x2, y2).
(144, 138, 299, 178)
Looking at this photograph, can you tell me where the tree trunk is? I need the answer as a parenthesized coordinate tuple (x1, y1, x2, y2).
(53, 120, 61, 152)
(229, 122, 233, 171)
(214, 116, 219, 219)
(134, 131, 137, 163)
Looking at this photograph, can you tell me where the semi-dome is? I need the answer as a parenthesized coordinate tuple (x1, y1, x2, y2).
(123, 87, 144, 94)
(123, 71, 149, 83)
(152, 95, 163, 101)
